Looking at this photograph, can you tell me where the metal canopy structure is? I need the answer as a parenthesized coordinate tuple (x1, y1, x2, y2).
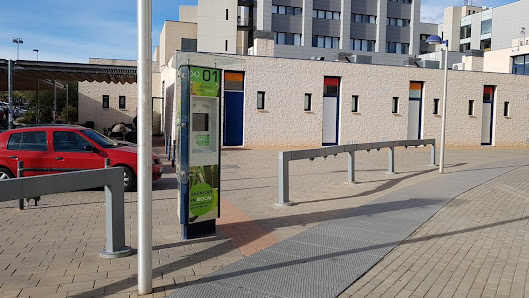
(0, 59, 137, 91)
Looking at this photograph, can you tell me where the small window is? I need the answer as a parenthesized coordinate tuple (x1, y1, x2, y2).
(8, 131, 47, 151)
(53, 131, 93, 152)
(504, 102, 510, 117)
(102, 95, 109, 109)
(304, 94, 312, 111)
(392, 97, 399, 113)
(226, 9, 229, 20)
(225, 40, 228, 51)
(351, 95, 358, 112)
(257, 91, 265, 110)
(119, 96, 126, 109)
(468, 100, 474, 115)
(433, 98, 439, 114)
(7, 133, 22, 150)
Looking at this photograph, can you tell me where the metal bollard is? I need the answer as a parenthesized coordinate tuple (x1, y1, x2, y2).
(347, 150, 355, 183)
(105, 158, 111, 168)
(167, 136, 172, 161)
(164, 135, 168, 154)
(17, 161, 24, 210)
(387, 146, 395, 174)
(171, 140, 176, 167)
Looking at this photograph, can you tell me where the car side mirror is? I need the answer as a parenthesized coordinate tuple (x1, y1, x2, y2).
(85, 145, 99, 153)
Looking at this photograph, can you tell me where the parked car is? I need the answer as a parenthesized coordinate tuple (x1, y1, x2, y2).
(0, 125, 163, 191)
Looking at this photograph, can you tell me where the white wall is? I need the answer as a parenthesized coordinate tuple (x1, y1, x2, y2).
(181, 54, 529, 147)
(197, 0, 237, 54)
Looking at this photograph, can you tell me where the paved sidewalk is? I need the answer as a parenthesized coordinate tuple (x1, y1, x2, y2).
(167, 155, 529, 297)
(0, 142, 528, 297)
(342, 164, 529, 298)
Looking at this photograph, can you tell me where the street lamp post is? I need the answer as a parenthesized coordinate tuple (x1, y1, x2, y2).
(426, 35, 449, 174)
(34, 49, 39, 124)
(12, 37, 23, 60)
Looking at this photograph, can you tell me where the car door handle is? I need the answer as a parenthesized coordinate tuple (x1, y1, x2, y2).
(9, 156, 17, 159)
(55, 157, 64, 160)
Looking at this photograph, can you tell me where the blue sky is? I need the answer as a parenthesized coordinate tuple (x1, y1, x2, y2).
(0, 0, 516, 63)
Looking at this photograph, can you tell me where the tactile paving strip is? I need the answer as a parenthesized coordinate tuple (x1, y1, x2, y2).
(168, 157, 528, 298)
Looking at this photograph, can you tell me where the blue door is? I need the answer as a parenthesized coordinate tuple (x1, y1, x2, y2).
(223, 91, 244, 146)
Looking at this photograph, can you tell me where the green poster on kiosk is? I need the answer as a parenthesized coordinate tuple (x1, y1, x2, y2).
(188, 66, 220, 224)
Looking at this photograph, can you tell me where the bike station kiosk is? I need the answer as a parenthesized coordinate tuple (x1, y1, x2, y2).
(172, 53, 243, 239)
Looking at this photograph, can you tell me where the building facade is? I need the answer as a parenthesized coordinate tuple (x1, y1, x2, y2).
(160, 52, 529, 148)
(441, 0, 529, 53)
(162, 0, 439, 65)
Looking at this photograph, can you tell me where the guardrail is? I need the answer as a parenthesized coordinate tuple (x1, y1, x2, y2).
(0, 159, 133, 258)
(277, 139, 436, 206)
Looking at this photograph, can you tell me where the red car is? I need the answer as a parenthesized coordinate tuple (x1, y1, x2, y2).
(0, 125, 163, 191)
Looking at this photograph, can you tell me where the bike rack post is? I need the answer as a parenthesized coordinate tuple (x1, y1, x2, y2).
(430, 143, 436, 166)
(17, 161, 24, 210)
(276, 151, 294, 206)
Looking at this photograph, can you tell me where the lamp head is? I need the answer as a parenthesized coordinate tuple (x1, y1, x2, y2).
(425, 35, 443, 45)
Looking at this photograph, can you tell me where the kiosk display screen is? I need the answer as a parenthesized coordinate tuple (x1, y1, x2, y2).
(192, 113, 209, 132)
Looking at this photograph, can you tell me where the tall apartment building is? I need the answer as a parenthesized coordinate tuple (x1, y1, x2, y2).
(441, 0, 529, 53)
(192, 0, 438, 65)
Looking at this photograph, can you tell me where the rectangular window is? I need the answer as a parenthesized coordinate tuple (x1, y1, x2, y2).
(481, 19, 492, 35)
(304, 94, 312, 111)
(460, 42, 471, 52)
(8, 131, 47, 151)
(272, 5, 278, 14)
(504, 102, 510, 117)
(119, 96, 126, 109)
(468, 100, 474, 115)
(323, 77, 340, 95)
(480, 38, 491, 51)
(512, 54, 529, 75)
(226, 9, 229, 20)
(351, 95, 358, 112)
(181, 38, 197, 51)
(225, 40, 228, 51)
(224, 71, 244, 91)
(460, 24, 472, 39)
(257, 91, 265, 110)
(433, 98, 439, 114)
(279, 6, 286, 14)
(102, 95, 109, 109)
(392, 97, 399, 113)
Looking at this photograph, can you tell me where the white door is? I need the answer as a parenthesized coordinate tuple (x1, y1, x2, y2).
(481, 102, 492, 144)
(322, 96, 338, 144)
(407, 99, 421, 140)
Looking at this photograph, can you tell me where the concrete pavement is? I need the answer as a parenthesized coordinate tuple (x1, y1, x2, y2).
(0, 141, 528, 297)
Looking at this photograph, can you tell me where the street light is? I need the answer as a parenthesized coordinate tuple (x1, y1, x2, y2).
(33, 49, 40, 124)
(426, 35, 449, 174)
(12, 37, 23, 60)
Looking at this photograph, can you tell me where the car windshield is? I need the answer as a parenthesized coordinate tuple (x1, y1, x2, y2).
(81, 129, 119, 148)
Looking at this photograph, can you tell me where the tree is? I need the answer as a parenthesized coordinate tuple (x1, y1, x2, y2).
(0, 81, 78, 124)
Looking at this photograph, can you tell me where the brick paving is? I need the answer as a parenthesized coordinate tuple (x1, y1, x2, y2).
(0, 139, 528, 297)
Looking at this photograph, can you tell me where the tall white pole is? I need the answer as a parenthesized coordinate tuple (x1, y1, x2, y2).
(137, 0, 153, 295)
(439, 46, 449, 174)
